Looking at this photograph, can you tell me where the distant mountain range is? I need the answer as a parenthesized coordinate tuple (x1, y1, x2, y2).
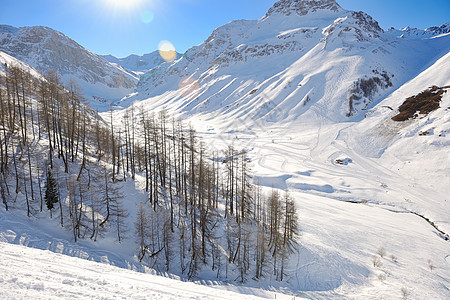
(0, 25, 184, 107)
(102, 51, 182, 77)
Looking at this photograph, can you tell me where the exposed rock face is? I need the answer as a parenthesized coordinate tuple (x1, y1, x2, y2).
(0, 25, 137, 102)
(266, 0, 342, 16)
(426, 22, 450, 35)
(351, 11, 383, 35)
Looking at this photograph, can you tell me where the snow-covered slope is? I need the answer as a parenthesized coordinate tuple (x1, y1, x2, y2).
(129, 49, 448, 299)
(342, 51, 450, 234)
(123, 0, 449, 124)
(102, 51, 182, 77)
(1, 1, 449, 299)
(0, 25, 138, 106)
(104, 0, 450, 298)
(0, 242, 277, 299)
(0, 50, 42, 79)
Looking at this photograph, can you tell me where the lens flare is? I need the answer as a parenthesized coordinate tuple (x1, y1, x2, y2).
(141, 10, 154, 23)
(158, 40, 177, 62)
(178, 77, 200, 98)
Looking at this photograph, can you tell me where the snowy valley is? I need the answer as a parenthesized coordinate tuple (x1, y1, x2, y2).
(1, 0, 449, 299)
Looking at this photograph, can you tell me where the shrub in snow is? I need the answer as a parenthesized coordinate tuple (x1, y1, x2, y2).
(401, 287, 410, 299)
(377, 273, 386, 282)
(427, 259, 435, 272)
(377, 247, 386, 258)
(371, 255, 382, 267)
(392, 85, 449, 122)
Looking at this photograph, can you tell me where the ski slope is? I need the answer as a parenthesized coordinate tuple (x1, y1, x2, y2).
(0, 242, 280, 300)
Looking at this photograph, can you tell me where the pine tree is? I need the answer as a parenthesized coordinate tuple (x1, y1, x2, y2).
(44, 169, 59, 218)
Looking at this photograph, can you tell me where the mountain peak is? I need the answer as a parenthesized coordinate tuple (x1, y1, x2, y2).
(266, 0, 342, 17)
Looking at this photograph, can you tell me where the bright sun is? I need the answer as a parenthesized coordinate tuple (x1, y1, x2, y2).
(105, 0, 143, 10)
(101, 0, 155, 24)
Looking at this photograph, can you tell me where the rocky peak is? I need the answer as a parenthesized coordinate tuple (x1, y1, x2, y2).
(0, 25, 19, 35)
(351, 11, 384, 34)
(426, 22, 450, 35)
(266, 0, 342, 17)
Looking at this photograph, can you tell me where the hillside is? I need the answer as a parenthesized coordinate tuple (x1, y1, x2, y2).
(121, 0, 449, 124)
(108, 0, 450, 298)
(0, 25, 137, 107)
(0, 0, 449, 299)
(0, 35, 304, 297)
(108, 44, 450, 299)
(0, 242, 274, 300)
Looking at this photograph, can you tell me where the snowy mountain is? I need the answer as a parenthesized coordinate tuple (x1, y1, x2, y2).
(108, 1, 450, 297)
(102, 51, 182, 77)
(0, 50, 42, 79)
(1, 0, 450, 299)
(0, 25, 138, 106)
(125, 0, 449, 123)
(387, 22, 450, 39)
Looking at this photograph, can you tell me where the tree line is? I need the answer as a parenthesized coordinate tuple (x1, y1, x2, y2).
(0, 63, 300, 282)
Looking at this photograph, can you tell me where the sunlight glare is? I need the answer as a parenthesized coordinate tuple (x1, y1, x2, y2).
(179, 77, 200, 98)
(158, 40, 177, 62)
(141, 10, 154, 24)
(104, 0, 143, 10)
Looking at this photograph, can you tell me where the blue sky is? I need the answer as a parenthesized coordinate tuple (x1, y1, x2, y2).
(1, 0, 449, 58)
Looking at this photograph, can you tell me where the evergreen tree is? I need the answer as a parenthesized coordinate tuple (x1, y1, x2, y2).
(44, 169, 59, 218)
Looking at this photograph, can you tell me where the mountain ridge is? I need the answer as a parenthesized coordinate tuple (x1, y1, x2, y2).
(265, 0, 342, 17)
(0, 24, 138, 106)
(123, 0, 449, 125)
(101, 51, 182, 77)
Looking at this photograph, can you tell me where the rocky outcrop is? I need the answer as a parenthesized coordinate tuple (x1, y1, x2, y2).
(266, 0, 342, 16)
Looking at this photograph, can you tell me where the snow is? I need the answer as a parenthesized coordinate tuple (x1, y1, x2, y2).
(1, 0, 449, 299)
(0, 50, 43, 79)
(0, 25, 138, 108)
(125, 3, 450, 126)
(163, 52, 450, 298)
(102, 51, 182, 77)
(0, 242, 275, 300)
(101, 4, 450, 297)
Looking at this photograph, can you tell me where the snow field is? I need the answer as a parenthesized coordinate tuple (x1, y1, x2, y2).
(0, 242, 282, 300)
